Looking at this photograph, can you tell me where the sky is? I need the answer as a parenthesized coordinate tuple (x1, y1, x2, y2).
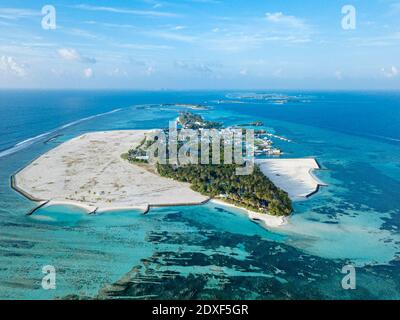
(0, 0, 399, 90)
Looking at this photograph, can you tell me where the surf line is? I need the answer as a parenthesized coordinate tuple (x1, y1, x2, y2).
(0, 108, 122, 159)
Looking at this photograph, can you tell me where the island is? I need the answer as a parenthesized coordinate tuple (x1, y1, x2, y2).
(163, 103, 209, 110)
(178, 111, 222, 129)
(12, 114, 324, 229)
(135, 103, 209, 111)
(125, 126, 292, 217)
(226, 92, 310, 105)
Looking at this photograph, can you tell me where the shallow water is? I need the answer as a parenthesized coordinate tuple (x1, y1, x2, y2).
(0, 90, 399, 299)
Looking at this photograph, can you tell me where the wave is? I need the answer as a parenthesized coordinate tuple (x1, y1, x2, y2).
(366, 134, 400, 143)
(0, 108, 122, 159)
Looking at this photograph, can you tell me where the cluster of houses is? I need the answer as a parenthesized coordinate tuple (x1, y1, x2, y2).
(254, 136, 283, 156)
(129, 111, 288, 163)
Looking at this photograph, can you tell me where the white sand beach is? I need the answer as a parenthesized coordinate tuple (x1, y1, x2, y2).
(255, 158, 325, 200)
(211, 199, 288, 228)
(14, 130, 209, 212)
(212, 158, 325, 229)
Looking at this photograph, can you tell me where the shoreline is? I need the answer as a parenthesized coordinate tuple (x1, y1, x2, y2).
(44, 200, 151, 215)
(12, 131, 209, 214)
(305, 160, 328, 198)
(20, 198, 214, 216)
(255, 158, 326, 200)
(210, 199, 289, 229)
(21, 197, 289, 230)
(11, 130, 325, 229)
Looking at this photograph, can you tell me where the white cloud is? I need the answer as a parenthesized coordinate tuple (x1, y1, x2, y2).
(146, 31, 196, 42)
(175, 60, 215, 74)
(335, 70, 343, 80)
(50, 67, 65, 77)
(72, 4, 178, 18)
(145, 65, 155, 76)
(118, 43, 173, 50)
(266, 12, 306, 28)
(381, 66, 398, 78)
(0, 56, 26, 77)
(207, 32, 311, 52)
(205, 14, 312, 52)
(0, 8, 40, 20)
(273, 68, 284, 77)
(109, 67, 128, 77)
(58, 48, 80, 61)
(239, 68, 248, 76)
(83, 68, 93, 78)
(57, 48, 96, 64)
(349, 33, 400, 47)
(189, 0, 221, 3)
(173, 25, 187, 30)
(128, 59, 156, 76)
(66, 28, 101, 40)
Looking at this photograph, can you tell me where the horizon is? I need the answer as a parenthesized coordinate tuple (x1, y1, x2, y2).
(1, 88, 400, 92)
(0, 0, 400, 90)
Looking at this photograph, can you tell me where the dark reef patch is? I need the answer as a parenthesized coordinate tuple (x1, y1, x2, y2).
(92, 211, 399, 300)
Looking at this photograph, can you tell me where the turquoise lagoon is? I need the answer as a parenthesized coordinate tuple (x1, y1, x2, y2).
(0, 90, 399, 299)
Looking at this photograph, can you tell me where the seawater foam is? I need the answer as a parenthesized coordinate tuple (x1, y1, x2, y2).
(0, 108, 122, 159)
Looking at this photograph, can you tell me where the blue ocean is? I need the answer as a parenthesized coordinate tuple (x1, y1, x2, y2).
(0, 90, 399, 299)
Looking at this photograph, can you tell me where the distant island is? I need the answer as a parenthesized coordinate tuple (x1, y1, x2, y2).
(161, 103, 209, 110)
(178, 111, 223, 129)
(135, 103, 209, 111)
(226, 92, 311, 105)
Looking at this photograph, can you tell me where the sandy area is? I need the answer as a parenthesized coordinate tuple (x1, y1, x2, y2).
(211, 199, 288, 228)
(255, 158, 325, 200)
(14, 130, 209, 212)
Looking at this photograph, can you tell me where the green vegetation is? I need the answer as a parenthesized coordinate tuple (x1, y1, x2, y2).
(156, 162, 292, 216)
(123, 111, 292, 217)
(121, 153, 129, 160)
(178, 111, 222, 129)
(125, 137, 149, 163)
